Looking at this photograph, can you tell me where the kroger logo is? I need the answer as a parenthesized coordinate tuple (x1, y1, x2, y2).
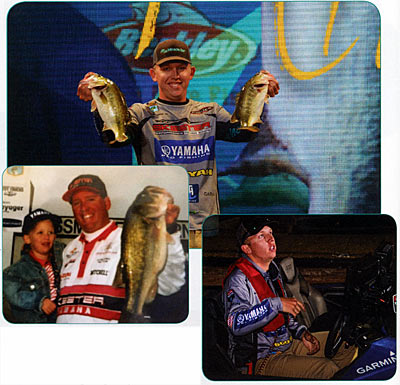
(103, 2, 257, 76)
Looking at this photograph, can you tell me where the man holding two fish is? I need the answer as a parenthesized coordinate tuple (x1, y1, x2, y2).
(77, 39, 280, 247)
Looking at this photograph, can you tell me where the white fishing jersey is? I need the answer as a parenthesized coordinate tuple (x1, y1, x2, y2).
(56, 221, 187, 323)
(56, 221, 124, 323)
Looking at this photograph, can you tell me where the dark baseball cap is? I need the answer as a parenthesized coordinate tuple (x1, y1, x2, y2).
(153, 39, 191, 66)
(62, 174, 108, 202)
(237, 216, 277, 245)
(22, 208, 61, 235)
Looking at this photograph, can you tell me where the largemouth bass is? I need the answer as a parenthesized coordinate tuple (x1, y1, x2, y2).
(80, 73, 130, 144)
(231, 71, 270, 133)
(114, 186, 174, 322)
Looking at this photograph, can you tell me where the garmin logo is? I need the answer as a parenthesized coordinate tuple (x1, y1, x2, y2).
(356, 352, 396, 375)
(103, 2, 256, 76)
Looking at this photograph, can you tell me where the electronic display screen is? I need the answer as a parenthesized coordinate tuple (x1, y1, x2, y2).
(7, 2, 381, 215)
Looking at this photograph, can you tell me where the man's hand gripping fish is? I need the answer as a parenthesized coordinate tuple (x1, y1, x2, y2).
(231, 70, 271, 133)
(78, 72, 130, 144)
(114, 186, 175, 323)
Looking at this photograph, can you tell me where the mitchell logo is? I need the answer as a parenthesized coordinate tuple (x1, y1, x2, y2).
(103, 2, 256, 76)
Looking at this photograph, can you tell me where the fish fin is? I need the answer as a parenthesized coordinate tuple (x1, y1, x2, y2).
(102, 124, 116, 144)
(112, 261, 125, 287)
(143, 217, 153, 225)
(235, 92, 241, 104)
(230, 111, 239, 123)
(90, 100, 97, 112)
(239, 126, 260, 133)
(116, 133, 129, 143)
(166, 233, 175, 244)
(99, 93, 108, 104)
(145, 283, 158, 304)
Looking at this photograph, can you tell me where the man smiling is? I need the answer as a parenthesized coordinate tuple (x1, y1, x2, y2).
(77, 39, 280, 247)
(56, 174, 185, 323)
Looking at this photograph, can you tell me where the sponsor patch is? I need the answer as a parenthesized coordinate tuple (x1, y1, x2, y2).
(187, 168, 213, 177)
(153, 121, 211, 135)
(189, 184, 199, 203)
(90, 269, 109, 276)
(273, 336, 293, 347)
(191, 106, 214, 115)
(154, 137, 215, 164)
(149, 105, 159, 113)
(60, 272, 71, 280)
(66, 247, 79, 258)
(97, 257, 111, 263)
(63, 259, 76, 269)
(227, 314, 234, 329)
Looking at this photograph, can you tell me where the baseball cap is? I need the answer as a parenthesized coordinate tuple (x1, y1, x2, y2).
(237, 216, 277, 246)
(62, 174, 108, 202)
(22, 208, 61, 235)
(153, 39, 191, 66)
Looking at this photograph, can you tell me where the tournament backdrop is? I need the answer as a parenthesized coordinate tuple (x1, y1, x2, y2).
(7, 1, 380, 214)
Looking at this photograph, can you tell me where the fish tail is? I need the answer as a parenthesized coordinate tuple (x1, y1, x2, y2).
(115, 132, 129, 143)
(239, 126, 260, 133)
(230, 111, 239, 124)
(124, 269, 138, 313)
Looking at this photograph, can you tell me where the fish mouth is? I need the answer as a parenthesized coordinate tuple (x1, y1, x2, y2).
(254, 83, 268, 89)
(89, 84, 107, 91)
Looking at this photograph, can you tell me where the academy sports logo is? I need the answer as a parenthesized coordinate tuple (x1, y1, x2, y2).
(155, 137, 215, 164)
(103, 2, 256, 76)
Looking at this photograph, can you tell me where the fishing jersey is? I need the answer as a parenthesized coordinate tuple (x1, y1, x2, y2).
(94, 99, 254, 230)
(57, 221, 124, 323)
(56, 221, 186, 323)
(223, 256, 307, 367)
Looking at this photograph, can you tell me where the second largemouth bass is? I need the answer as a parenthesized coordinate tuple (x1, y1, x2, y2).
(114, 186, 174, 322)
(80, 72, 130, 144)
(231, 71, 271, 133)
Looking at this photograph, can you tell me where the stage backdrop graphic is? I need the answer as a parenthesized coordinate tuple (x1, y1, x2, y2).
(7, 1, 380, 214)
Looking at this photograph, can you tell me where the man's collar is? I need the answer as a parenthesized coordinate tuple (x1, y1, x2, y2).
(157, 98, 189, 106)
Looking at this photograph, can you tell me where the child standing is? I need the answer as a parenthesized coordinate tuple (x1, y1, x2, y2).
(3, 209, 61, 323)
